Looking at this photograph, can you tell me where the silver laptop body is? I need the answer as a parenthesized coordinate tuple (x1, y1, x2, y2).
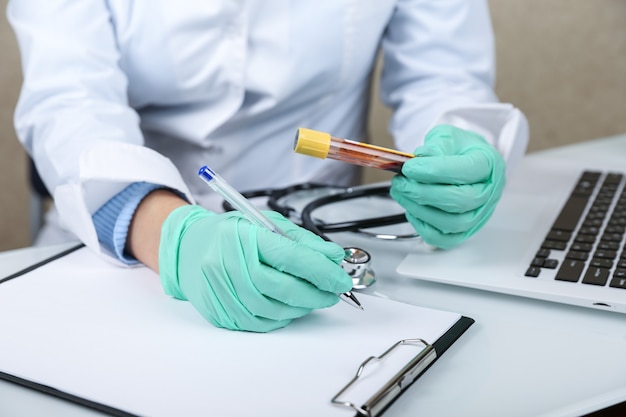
(396, 139, 626, 313)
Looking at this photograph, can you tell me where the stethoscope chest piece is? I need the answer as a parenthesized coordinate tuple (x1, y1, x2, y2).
(341, 247, 376, 290)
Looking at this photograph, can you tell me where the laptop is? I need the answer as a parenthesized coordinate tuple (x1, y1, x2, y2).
(396, 138, 626, 313)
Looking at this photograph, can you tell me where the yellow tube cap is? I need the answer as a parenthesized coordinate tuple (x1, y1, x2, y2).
(293, 128, 331, 159)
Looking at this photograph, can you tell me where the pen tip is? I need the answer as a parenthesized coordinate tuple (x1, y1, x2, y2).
(349, 294, 364, 311)
(340, 292, 364, 310)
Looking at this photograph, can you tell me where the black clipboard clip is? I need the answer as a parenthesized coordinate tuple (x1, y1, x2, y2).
(331, 338, 437, 417)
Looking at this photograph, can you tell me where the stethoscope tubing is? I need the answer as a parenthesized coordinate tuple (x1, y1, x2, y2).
(299, 186, 405, 241)
(222, 183, 415, 241)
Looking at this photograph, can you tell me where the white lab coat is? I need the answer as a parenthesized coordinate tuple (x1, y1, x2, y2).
(7, 0, 528, 262)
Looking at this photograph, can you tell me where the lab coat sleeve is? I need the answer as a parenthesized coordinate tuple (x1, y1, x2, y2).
(380, 0, 529, 171)
(7, 1, 193, 263)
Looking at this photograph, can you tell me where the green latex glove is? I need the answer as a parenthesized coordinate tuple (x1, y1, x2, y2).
(390, 124, 506, 249)
(158, 205, 353, 332)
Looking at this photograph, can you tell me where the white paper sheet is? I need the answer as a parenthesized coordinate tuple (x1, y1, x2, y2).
(0, 247, 466, 417)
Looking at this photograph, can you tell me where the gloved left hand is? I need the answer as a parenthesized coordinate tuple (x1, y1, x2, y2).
(158, 205, 353, 333)
(390, 124, 506, 249)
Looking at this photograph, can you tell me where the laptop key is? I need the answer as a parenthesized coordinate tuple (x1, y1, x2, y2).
(543, 259, 559, 269)
(604, 173, 624, 184)
(571, 242, 593, 252)
(601, 233, 623, 242)
(582, 267, 610, 286)
(566, 251, 589, 261)
(574, 234, 596, 244)
(546, 230, 572, 242)
(578, 226, 599, 235)
(552, 196, 590, 232)
(555, 260, 585, 282)
(525, 266, 541, 277)
(542, 240, 567, 250)
(597, 241, 621, 251)
(590, 258, 613, 269)
(531, 257, 545, 267)
(605, 225, 625, 234)
(609, 276, 626, 289)
(613, 268, 626, 279)
(593, 250, 617, 260)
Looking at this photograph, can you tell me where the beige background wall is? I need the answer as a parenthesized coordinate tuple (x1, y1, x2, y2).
(1, 0, 625, 252)
(0, 0, 28, 251)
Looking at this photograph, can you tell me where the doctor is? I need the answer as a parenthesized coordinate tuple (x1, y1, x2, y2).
(8, 1, 528, 332)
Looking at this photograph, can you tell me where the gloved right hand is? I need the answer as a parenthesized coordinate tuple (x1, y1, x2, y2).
(390, 124, 506, 249)
(158, 205, 353, 332)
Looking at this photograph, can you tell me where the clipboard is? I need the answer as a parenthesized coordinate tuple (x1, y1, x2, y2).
(0, 246, 474, 417)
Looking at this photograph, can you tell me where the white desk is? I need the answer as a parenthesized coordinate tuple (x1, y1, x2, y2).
(2, 135, 626, 417)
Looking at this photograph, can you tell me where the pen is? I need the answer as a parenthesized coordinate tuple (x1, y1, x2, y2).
(198, 165, 363, 310)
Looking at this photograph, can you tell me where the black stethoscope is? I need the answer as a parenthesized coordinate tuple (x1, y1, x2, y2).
(222, 183, 421, 288)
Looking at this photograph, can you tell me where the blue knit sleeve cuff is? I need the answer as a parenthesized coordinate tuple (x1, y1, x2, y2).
(92, 182, 164, 265)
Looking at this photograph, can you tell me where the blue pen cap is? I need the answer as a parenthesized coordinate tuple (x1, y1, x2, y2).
(198, 165, 216, 182)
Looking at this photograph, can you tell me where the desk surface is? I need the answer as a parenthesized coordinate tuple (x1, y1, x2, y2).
(2, 135, 626, 417)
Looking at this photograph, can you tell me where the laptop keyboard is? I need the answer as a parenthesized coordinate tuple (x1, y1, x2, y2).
(525, 170, 626, 289)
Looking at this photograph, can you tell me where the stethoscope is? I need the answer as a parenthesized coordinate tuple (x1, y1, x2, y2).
(222, 183, 421, 289)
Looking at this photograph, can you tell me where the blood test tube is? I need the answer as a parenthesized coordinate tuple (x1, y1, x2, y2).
(293, 128, 414, 173)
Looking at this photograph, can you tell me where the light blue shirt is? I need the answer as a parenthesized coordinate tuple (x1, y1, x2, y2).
(92, 182, 162, 264)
